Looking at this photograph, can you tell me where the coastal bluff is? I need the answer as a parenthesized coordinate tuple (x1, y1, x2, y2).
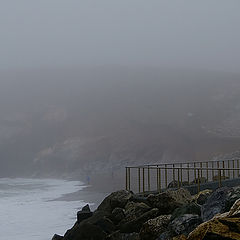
(52, 186, 240, 240)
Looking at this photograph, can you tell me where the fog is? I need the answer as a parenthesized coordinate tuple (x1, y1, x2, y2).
(0, 1, 240, 73)
(0, 1, 240, 189)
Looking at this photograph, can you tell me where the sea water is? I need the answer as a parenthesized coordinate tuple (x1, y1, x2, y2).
(0, 178, 87, 240)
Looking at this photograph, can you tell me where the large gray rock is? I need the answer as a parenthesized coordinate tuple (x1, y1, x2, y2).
(124, 201, 151, 222)
(98, 190, 133, 214)
(63, 222, 106, 240)
(111, 208, 125, 224)
(139, 215, 171, 240)
(119, 208, 159, 233)
(147, 188, 191, 214)
(168, 214, 202, 236)
(201, 186, 233, 222)
(171, 202, 201, 221)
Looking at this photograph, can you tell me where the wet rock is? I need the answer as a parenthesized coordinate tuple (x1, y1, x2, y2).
(157, 231, 174, 240)
(147, 188, 191, 214)
(52, 234, 63, 240)
(227, 198, 240, 217)
(201, 187, 233, 221)
(171, 202, 201, 221)
(77, 204, 93, 223)
(119, 208, 159, 233)
(139, 215, 171, 240)
(106, 231, 139, 240)
(225, 185, 240, 211)
(63, 222, 106, 240)
(124, 201, 151, 222)
(111, 208, 125, 224)
(169, 214, 202, 236)
(97, 190, 133, 214)
(173, 235, 187, 240)
(192, 189, 212, 205)
(187, 217, 240, 240)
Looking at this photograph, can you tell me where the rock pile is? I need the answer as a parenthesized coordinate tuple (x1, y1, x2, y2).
(52, 186, 240, 240)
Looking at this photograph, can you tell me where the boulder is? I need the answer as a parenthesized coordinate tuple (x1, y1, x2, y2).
(52, 234, 63, 240)
(227, 198, 240, 217)
(201, 187, 233, 222)
(124, 201, 151, 222)
(97, 190, 133, 214)
(147, 188, 191, 214)
(157, 231, 174, 240)
(77, 204, 93, 223)
(63, 222, 106, 240)
(225, 185, 240, 211)
(111, 208, 125, 224)
(192, 189, 212, 205)
(169, 214, 202, 236)
(106, 231, 139, 240)
(139, 215, 171, 240)
(119, 208, 159, 233)
(187, 217, 240, 240)
(173, 235, 187, 240)
(171, 202, 201, 221)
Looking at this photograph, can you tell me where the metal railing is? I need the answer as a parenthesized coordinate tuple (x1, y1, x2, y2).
(125, 159, 240, 194)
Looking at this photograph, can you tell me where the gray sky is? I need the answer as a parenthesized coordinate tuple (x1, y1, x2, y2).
(0, 0, 240, 73)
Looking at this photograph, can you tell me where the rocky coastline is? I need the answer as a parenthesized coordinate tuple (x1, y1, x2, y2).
(52, 185, 240, 240)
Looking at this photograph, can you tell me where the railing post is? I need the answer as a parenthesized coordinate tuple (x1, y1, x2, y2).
(158, 168, 161, 192)
(228, 160, 230, 178)
(187, 163, 190, 185)
(238, 159, 240, 177)
(206, 162, 209, 182)
(212, 162, 214, 181)
(177, 168, 180, 189)
(126, 167, 128, 190)
(142, 168, 145, 193)
(218, 169, 222, 188)
(194, 163, 196, 184)
(232, 160, 235, 179)
(165, 164, 168, 189)
(173, 164, 175, 183)
(180, 163, 183, 186)
(138, 168, 141, 193)
(200, 162, 203, 178)
(128, 168, 131, 191)
(197, 169, 200, 193)
(222, 161, 225, 179)
(148, 166, 150, 191)
(157, 165, 159, 191)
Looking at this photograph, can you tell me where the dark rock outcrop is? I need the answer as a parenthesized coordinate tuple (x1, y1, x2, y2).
(201, 187, 233, 221)
(139, 215, 171, 240)
(98, 190, 133, 214)
(147, 188, 191, 214)
(171, 202, 201, 221)
(119, 208, 159, 233)
(77, 204, 93, 223)
(52, 234, 64, 240)
(169, 214, 202, 236)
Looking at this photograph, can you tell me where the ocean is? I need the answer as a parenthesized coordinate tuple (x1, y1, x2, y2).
(0, 178, 88, 240)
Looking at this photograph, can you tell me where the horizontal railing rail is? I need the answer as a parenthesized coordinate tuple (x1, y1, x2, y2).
(125, 158, 240, 194)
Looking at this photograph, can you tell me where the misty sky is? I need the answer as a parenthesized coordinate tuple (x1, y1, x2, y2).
(0, 1, 240, 73)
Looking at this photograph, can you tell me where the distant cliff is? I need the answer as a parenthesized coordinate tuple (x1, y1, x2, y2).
(1, 67, 240, 187)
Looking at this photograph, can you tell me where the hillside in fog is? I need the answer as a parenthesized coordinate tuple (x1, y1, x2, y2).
(1, 67, 240, 186)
